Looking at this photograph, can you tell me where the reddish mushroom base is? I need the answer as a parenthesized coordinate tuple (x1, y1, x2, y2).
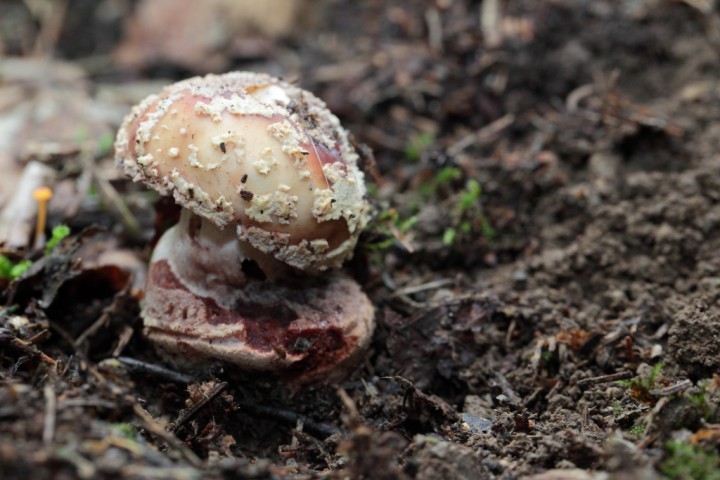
(142, 260, 375, 384)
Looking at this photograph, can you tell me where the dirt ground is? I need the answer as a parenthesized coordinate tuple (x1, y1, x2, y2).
(2, 0, 720, 478)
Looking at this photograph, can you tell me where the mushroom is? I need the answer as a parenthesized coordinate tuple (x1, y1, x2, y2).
(115, 72, 374, 384)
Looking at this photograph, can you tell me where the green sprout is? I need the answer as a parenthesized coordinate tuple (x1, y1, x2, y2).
(442, 228, 457, 246)
(0, 256, 32, 280)
(459, 179, 481, 211)
(366, 161, 495, 254)
(617, 362, 664, 404)
(688, 380, 714, 421)
(0, 225, 70, 281)
(45, 225, 70, 254)
(96, 131, 115, 157)
(435, 166, 463, 185)
(416, 166, 462, 199)
(405, 132, 435, 161)
(442, 178, 495, 246)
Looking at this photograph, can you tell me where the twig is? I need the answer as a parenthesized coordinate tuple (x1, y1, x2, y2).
(42, 383, 57, 444)
(89, 158, 141, 236)
(493, 372, 522, 405)
(480, 0, 501, 48)
(116, 356, 194, 384)
(236, 401, 341, 438)
(389, 278, 455, 298)
(566, 83, 595, 112)
(337, 387, 360, 429)
(577, 371, 634, 388)
(172, 382, 228, 432)
(447, 114, 515, 156)
(28, 0, 68, 57)
(0, 328, 57, 365)
(650, 379, 693, 397)
(425, 8, 443, 53)
(132, 404, 204, 468)
(48, 320, 81, 353)
(0, 161, 56, 248)
(112, 326, 135, 357)
(679, 0, 714, 14)
(75, 284, 131, 347)
(58, 399, 117, 410)
(386, 220, 414, 253)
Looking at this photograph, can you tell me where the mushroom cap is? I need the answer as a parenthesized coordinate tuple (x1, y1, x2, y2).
(115, 72, 370, 270)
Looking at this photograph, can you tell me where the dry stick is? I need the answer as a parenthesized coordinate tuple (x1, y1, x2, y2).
(337, 387, 360, 428)
(425, 8, 443, 53)
(42, 384, 57, 444)
(116, 356, 195, 384)
(172, 382, 229, 433)
(650, 379, 693, 397)
(89, 159, 141, 236)
(0, 161, 55, 248)
(132, 404, 204, 468)
(28, 0, 68, 57)
(0, 330, 57, 365)
(75, 284, 131, 347)
(480, 0, 501, 48)
(235, 401, 341, 438)
(447, 113, 515, 156)
(389, 278, 455, 298)
(386, 220, 414, 253)
(576, 371, 634, 388)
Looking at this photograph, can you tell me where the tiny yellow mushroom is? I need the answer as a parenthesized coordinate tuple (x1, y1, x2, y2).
(32, 187, 53, 249)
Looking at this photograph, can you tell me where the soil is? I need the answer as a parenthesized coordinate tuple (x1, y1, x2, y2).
(2, 0, 720, 479)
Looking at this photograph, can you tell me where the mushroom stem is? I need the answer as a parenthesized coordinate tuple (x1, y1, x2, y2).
(151, 209, 290, 308)
(32, 186, 53, 250)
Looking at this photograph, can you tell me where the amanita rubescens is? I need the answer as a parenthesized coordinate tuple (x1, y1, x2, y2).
(115, 72, 374, 383)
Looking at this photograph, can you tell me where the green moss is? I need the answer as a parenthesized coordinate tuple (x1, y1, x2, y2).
(661, 441, 720, 480)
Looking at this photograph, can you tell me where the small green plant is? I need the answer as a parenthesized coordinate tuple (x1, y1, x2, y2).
(0, 225, 70, 281)
(661, 441, 720, 480)
(366, 164, 495, 254)
(45, 224, 71, 254)
(96, 131, 115, 157)
(442, 178, 495, 246)
(365, 209, 417, 252)
(416, 166, 462, 199)
(0, 256, 32, 280)
(688, 380, 714, 421)
(617, 362, 664, 404)
(442, 227, 457, 246)
(405, 132, 435, 161)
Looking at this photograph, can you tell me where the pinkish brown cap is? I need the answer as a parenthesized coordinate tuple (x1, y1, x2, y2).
(115, 71, 370, 271)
